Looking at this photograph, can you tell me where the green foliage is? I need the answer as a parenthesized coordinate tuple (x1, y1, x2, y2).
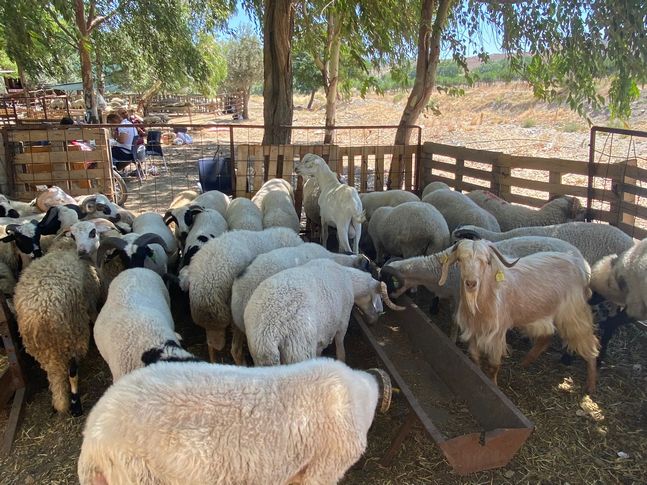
(293, 51, 323, 94)
(521, 118, 537, 128)
(222, 27, 263, 94)
(559, 121, 581, 133)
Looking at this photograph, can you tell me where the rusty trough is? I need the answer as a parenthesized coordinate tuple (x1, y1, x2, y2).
(352, 295, 534, 475)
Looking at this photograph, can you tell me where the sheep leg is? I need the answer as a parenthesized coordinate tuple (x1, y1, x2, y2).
(337, 220, 353, 254)
(206, 328, 226, 363)
(467, 339, 480, 367)
(68, 357, 83, 417)
(585, 357, 597, 395)
(320, 218, 329, 249)
(351, 222, 361, 255)
(231, 326, 247, 366)
(44, 360, 71, 414)
(521, 335, 552, 368)
(334, 331, 346, 363)
(449, 320, 459, 343)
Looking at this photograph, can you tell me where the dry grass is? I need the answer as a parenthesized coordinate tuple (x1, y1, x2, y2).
(2, 82, 647, 483)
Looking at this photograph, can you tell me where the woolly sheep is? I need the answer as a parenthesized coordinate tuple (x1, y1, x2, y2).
(164, 190, 229, 247)
(252, 179, 300, 232)
(368, 201, 450, 264)
(296, 153, 364, 253)
(359, 190, 420, 221)
(452, 222, 634, 265)
(466, 189, 586, 230)
(78, 358, 391, 485)
(302, 176, 321, 230)
(0, 195, 40, 218)
(13, 236, 101, 415)
(224, 197, 263, 231)
(440, 239, 599, 393)
(245, 259, 403, 366)
(423, 189, 500, 232)
(188, 227, 303, 360)
(230, 243, 377, 364)
(590, 238, 647, 321)
(421, 181, 451, 199)
(94, 268, 196, 382)
(132, 212, 178, 268)
(180, 207, 229, 268)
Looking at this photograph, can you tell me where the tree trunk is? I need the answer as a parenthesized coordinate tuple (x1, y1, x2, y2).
(138, 80, 162, 115)
(262, 0, 294, 145)
(17, 62, 29, 95)
(75, 0, 97, 123)
(307, 89, 316, 110)
(323, 11, 342, 144)
(96, 48, 105, 96)
(243, 88, 250, 120)
(390, 0, 454, 187)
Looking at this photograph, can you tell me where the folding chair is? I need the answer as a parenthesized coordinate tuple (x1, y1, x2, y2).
(113, 136, 145, 183)
(145, 130, 168, 174)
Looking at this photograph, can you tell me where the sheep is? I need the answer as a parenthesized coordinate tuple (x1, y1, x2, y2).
(78, 358, 392, 485)
(49, 98, 66, 110)
(359, 190, 420, 221)
(230, 243, 378, 364)
(13, 236, 101, 415)
(381, 235, 583, 340)
(224, 197, 263, 231)
(245, 259, 403, 366)
(590, 238, 647, 321)
(252, 179, 300, 232)
(188, 227, 303, 360)
(421, 181, 451, 199)
(163, 190, 230, 248)
(296, 153, 364, 254)
(169, 189, 199, 209)
(438, 239, 599, 394)
(180, 207, 229, 268)
(368, 201, 450, 264)
(452, 222, 634, 265)
(422, 189, 500, 232)
(97, 232, 170, 281)
(132, 212, 178, 268)
(94, 268, 197, 382)
(0, 194, 40, 218)
(466, 189, 586, 231)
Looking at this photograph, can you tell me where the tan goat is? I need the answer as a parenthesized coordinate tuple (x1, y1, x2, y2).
(439, 239, 599, 394)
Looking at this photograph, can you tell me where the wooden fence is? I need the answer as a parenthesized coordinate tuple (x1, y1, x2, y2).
(420, 141, 647, 239)
(234, 144, 418, 215)
(3, 127, 115, 201)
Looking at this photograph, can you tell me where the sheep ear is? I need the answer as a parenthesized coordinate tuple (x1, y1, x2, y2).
(438, 243, 459, 286)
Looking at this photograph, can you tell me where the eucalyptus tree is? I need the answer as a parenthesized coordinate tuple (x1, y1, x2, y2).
(222, 27, 263, 119)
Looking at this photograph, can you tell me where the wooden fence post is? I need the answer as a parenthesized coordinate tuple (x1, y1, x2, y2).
(455, 159, 465, 192)
(618, 158, 637, 228)
(549, 171, 562, 199)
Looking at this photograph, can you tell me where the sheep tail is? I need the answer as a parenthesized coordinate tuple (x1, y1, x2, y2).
(554, 288, 600, 360)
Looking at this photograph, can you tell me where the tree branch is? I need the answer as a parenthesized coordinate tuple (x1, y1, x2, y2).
(42, 3, 78, 43)
(425, 0, 454, 76)
(87, 1, 123, 32)
(86, 0, 96, 31)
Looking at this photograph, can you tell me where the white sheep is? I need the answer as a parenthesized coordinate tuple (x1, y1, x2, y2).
(180, 207, 229, 268)
(188, 227, 303, 360)
(302, 175, 321, 232)
(590, 238, 647, 321)
(296, 153, 364, 253)
(13, 236, 101, 415)
(230, 243, 377, 364)
(94, 268, 196, 382)
(421, 181, 451, 199)
(97, 232, 169, 280)
(78, 358, 391, 485)
(0, 195, 40, 218)
(368, 201, 450, 264)
(163, 190, 229, 247)
(245, 258, 403, 366)
(439, 239, 599, 393)
(252, 178, 300, 232)
(466, 189, 586, 230)
(132, 212, 178, 268)
(359, 190, 420, 221)
(423, 188, 500, 232)
(452, 222, 634, 265)
(224, 197, 263, 231)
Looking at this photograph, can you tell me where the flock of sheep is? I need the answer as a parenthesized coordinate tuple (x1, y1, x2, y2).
(0, 151, 644, 484)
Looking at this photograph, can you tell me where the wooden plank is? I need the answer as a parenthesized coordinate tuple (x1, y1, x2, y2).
(268, 146, 279, 179)
(14, 150, 109, 164)
(548, 171, 562, 199)
(360, 146, 369, 192)
(507, 193, 549, 209)
(282, 145, 294, 183)
(423, 142, 503, 164)
(348, 153, 355, 188)
(403, 149, 413, 192)
(619, 201, 647, 221)
(235, 145, 248, 196)
(455, 159, 465, 192)
(1, 387, 25, 457)
(498, 153, 592, 176)
(8, 127, 107, 143)
(618, 182, 647, 199)
(618, 222, 647, 240)
(624, 164, 647, 181)
(499, 175, 590, 198)
(375, 147, 385, 191)
(15, 169, 107, 183)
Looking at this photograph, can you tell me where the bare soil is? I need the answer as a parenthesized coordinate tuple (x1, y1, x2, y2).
(2, 82, 647, 484)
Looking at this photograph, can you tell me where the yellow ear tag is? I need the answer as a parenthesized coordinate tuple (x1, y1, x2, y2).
(495, 270, 505, 282)
(441, 254, 449, 264)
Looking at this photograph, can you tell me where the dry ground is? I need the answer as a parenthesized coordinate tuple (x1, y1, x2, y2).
(1, 82, 647, 484)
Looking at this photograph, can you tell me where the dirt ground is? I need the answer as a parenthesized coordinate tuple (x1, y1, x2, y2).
(2, 82, 647, 484)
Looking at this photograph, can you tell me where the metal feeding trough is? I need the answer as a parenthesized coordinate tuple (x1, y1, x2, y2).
(352, 295, 534, 475)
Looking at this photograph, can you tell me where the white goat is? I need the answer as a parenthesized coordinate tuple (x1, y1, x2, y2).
(439, 239, 599, 394)
(296, 153, 364, 253)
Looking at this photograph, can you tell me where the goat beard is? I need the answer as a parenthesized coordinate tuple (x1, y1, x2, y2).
(462, 286, 480, 315)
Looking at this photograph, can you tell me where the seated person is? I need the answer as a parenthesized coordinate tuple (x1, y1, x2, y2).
(107, 112, 138, 171)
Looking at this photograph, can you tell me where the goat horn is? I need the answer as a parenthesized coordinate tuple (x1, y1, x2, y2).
(163, 210, 177, 226)
(135, 233, 168, 252)
(453, 228, 482, 240)
(96, 237, 128, 267)
(380, 282, 406, 311)
(366, 368, 392, 413)
(80, 196, 97, 213)
(489, 245, 520, 268)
